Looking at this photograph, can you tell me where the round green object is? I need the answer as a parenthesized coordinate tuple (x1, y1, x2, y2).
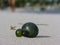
(22, 22, 39, 38)
(15, 29, 23, 37)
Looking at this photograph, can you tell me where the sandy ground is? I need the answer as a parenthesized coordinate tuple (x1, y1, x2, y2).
(0, 9, 60, 45)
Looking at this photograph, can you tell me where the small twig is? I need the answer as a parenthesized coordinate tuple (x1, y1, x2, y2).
(10, 25, 16, 30)
(18, 23, 48, 26)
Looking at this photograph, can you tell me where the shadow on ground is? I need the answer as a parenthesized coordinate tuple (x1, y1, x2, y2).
(35, 36, 51, 38)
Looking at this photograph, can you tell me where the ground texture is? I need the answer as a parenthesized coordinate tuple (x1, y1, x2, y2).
(0, 10, 60, 45)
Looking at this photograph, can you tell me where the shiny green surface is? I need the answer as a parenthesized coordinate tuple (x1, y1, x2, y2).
(22, 22, 39, 38)
(15, 29, 22, 37)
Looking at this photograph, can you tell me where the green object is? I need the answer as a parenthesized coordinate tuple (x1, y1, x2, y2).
(15, 29, 23, 37)
(22, 22, 39, 38)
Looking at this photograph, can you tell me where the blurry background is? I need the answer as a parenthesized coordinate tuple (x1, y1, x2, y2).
(0, 0, 60, 11)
